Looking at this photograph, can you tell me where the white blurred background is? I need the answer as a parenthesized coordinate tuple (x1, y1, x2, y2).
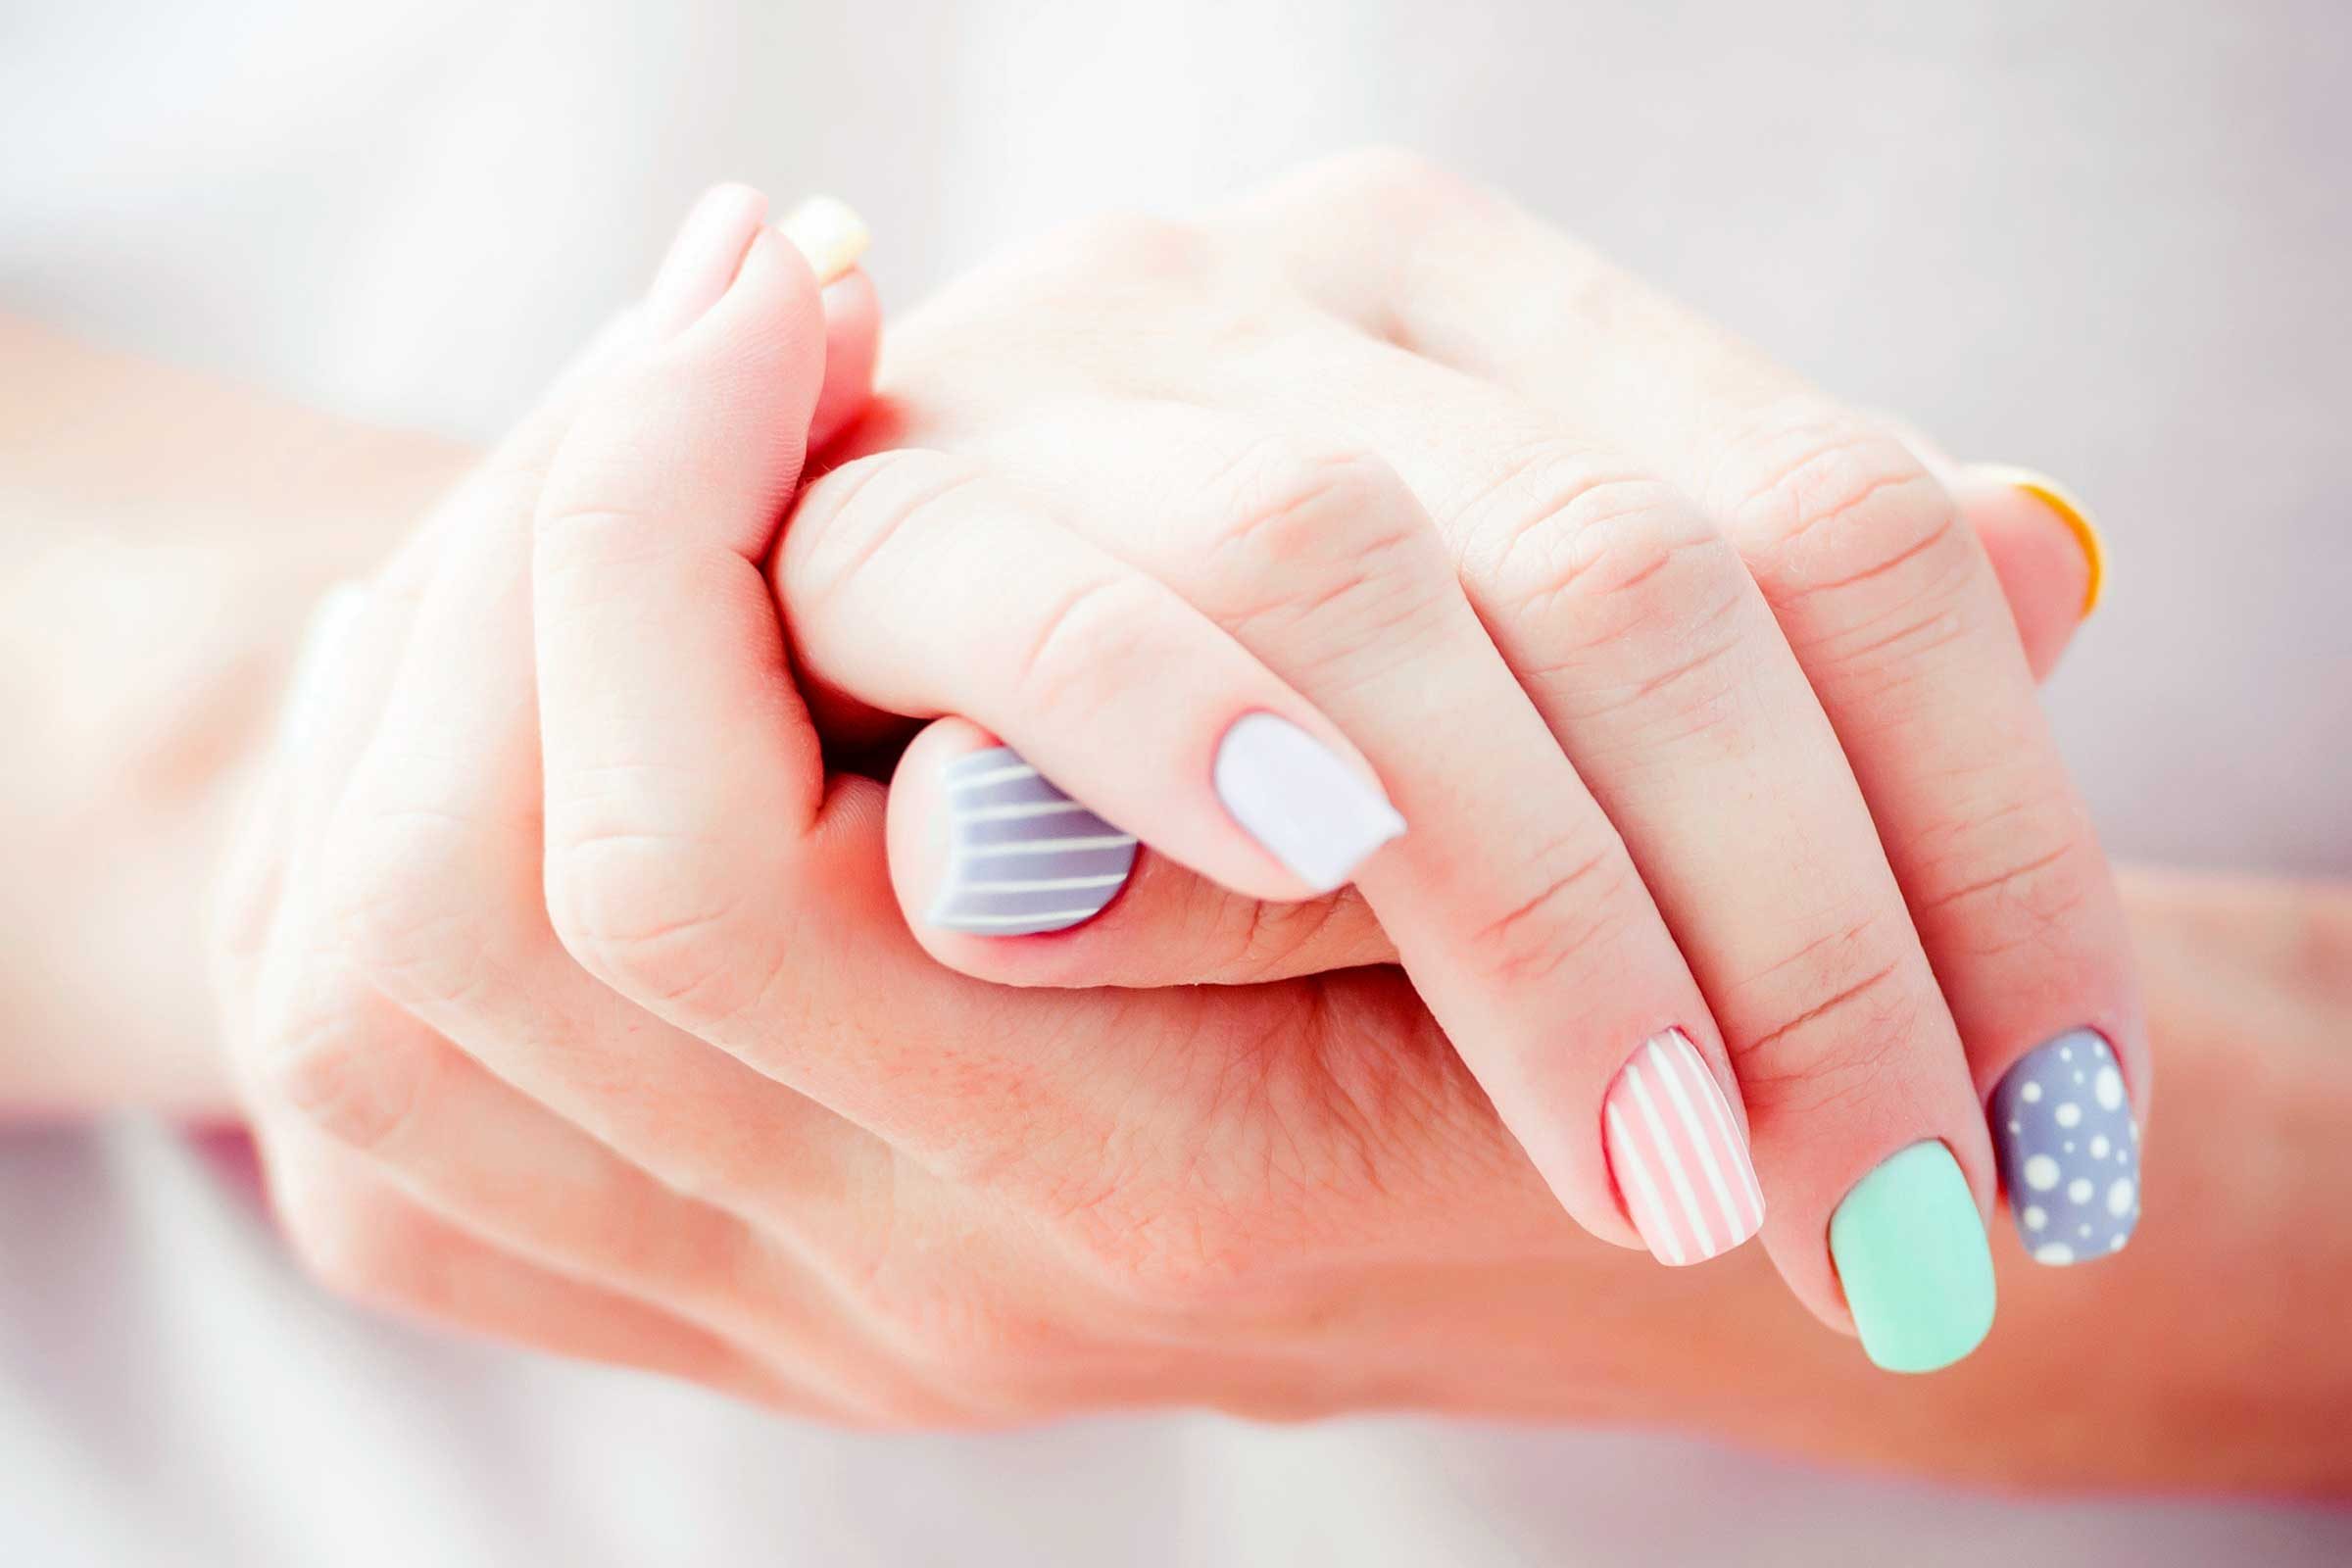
(3, 2, 2347, 1561)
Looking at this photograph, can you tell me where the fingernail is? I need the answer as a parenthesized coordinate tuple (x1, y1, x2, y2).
(1830, 1141, 1996, 1373)
(1989, 1028, 2139, 1265)
(927, 747, 1138, 936)
(1211, 712, 1405, 893)
(776, 194, 871, 286)
(645, 183, 767, 336)
(1972, 464, 2105, 618)
(1602, 1028, 1765, 1265)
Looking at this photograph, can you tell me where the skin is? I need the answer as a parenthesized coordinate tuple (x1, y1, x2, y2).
(6, 171, 2347, 1490)
(198, 173, 2279, 1446)
(780, 151, 2143, 1334)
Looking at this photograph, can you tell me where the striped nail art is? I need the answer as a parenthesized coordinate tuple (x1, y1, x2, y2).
(1602, 1029, 1765, 1266)
(927, 746, 1139, 936)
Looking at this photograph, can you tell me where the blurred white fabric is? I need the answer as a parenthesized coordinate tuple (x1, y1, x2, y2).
(3, 0, 2348, 1561)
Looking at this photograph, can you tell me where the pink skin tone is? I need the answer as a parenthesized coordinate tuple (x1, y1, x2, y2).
(213, 169, 2119, 1425)
(11, 180, 2343, 1489)
(882, 484, 2092, 989)
(778, 151, 2142, 1333)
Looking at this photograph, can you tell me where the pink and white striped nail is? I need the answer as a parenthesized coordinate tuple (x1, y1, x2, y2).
(1601, 1028, 1765, 1265)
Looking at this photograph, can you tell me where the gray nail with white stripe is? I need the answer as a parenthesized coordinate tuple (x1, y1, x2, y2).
(927, 747, 1138, 936)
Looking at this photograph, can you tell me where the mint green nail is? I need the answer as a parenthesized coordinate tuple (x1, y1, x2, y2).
(1830, 1141, 1996, 1373)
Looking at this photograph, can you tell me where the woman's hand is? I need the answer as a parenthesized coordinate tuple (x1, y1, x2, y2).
(207, 183, 1959, 1429)
(778, 150, 2138, 1370)
(207, 182, 2348, 1479)
(211, 184, 1606, 1424)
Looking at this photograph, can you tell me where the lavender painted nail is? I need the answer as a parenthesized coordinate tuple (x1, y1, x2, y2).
(1989, 1028, 2140, 1265)
(926, 747, 1138, 936)
(1211, 712, 1405, 893)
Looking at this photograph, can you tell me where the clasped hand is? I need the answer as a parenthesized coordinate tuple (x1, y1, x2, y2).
(211, 156, 2138, 1423)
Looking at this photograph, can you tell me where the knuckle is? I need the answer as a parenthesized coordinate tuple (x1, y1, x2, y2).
(1467, 448, 1743, 648)
(1008, 573, 1171, 722)
(542, 824, 767, 1019)
(1454, 448, 1763, 748)
(1721, 417, 1973, 628)
(783, 450, 991, 612)
(267, 1013, 433, 1155)
(1461, 831, 1640, 989)
(1195, 437, 1446, 643)
(1201, 437, 1394, 566)
(321, 784, 491, 1007)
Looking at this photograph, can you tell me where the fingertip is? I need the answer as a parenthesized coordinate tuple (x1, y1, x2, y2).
(639, 224, 831, 498)
(811, 270, 882, 451)
(1876, 419, 2102, 678)
(1973, 465, 2105, 618)
(886, 718, 986, 939)
(702, 223, 830, 360)
(777, 194, 871, 286)
(644, 183, 769, 338)
(1949, 468, 2097, 681)
(889, 719, 1141, 952)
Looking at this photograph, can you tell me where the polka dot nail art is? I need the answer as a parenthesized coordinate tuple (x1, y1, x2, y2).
(1989, 1028, 2140, 1265)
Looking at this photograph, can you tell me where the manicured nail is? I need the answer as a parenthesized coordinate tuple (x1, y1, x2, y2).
(1211, 712, 1405, 893)
(927, 747, 1138, 936)
(776, 195, 871, 286)
(1989, 1028, 2139, 1265)
(1830, 1141, 1996, 1373)
(1972, 464, 2105, 617)
(645, 184, 766, 336)
(1602, 1028, 1764, 1265)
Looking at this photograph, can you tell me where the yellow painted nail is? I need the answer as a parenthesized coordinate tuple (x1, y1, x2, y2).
(1977, 464, 2106, 618)
(775, 195, 870, 287)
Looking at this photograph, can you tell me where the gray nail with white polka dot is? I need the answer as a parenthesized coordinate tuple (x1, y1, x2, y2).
(1989, 1028, 2140, 1265)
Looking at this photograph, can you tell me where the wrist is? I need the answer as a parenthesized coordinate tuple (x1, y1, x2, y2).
(0, 335, 475, 1116)
(1699, 916, 2352, 1492)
